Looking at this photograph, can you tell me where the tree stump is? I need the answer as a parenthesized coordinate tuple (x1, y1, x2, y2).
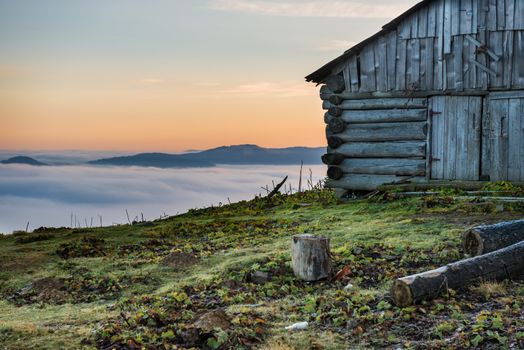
(291, 234, 332, 281)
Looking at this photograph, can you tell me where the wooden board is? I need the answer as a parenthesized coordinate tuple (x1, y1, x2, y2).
(324, 98, 427, 110)
(430, 96, 482, 180)
(337, 109, 427, 124)
(327, 122, 428, 142)
(326, 174, 425, 191)
(488, 94, 524, 181)
(329, 141, 426, 158)
(337, 158, 426, 176)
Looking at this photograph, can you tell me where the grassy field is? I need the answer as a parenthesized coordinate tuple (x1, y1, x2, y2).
(1, 187, 524, 349)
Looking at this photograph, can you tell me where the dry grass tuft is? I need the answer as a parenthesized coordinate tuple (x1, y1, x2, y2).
(471, 281, 507, 299)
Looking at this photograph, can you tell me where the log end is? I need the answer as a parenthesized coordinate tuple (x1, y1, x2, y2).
(327, 166, 344, 180)
(390, 279, 414, 307)
(327, 136, 344, 149)
(462, 230, 484, 256)
(328, 118, 346, 134)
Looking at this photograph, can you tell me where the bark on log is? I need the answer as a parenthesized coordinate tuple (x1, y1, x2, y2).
(391, 240, 524, 307)
(291, 234, 332, 281)
(326, 174, 423, 191)
(328, 107, 343, 117)
(336, 158, 426, 176)
(321, 153, 345, 165)
(325, 75, 345, 93)
(327, 166, 344, 180)
(378, 181, 524, 192)
(328, 118, 346, 133)
(326, 122, 428, 142)
(329, 95, 344, 105)
(337, 109, 428, 124)
(327, 136, 344, 149)
(323, 98, 427, 110)
(328, 141, 426, 158)
(462, 220, 524, 256)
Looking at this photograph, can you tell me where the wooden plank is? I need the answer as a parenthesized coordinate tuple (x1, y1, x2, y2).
(329, 141, 427, 158)
(503, 31, 514, 88)
(454, 35, 464, 91)
(520, 100, 524, 181)
(408, 39, 421, 90)
(487, 0, 497, 31)
(489, 90, 524, 99)
(455, 97, 467, 179)
(337, 109, 428, 124)
(418, 6, 428, 38)
(430, 96, 445, 179)
(489, 98, 509, 181)
(337, 98, 427, 110)
(435, 4, 444, 91)
(348, 55, 359, 92)
(327, 122, 428, 142)
(326, 174, 425, 191)
(515, 0, 524, 29)
(411, 12, 419, 39)
(343, 61, 351, 93)
(508, 98, 521, 180)
(466, 96, 482, 180)
(396, 33, 408, 91)
(337, 158, 426, 176)
(505, 0, 515, 30)
(444, 0, 452, 54)
(496, 0, 506, 30)
(459, 0, 473, 34)
(488, 32, 504, 88)
(425, 38, 435, 90)
(513, 31, 524, 88)
(471, 0, 479, 33)
(463, 34, 472, 89)
(399, 17, 412, 40)
(420, 38, 428, 91)
(451, 0, 460, 36)
(481, 97, 491, 179)
(469, 58, 498, 77)
(386, 31, 398, 91)
(427, 1, 437, 37)
(377, 37, 388, 92)
(465, 34, 501, 61)
(360, 44, 376, 92)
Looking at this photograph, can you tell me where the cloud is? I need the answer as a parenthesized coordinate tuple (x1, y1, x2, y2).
(219, 81, 316, 97)
(0, 164, 326, 233)
(315, 39, 357, 51)
(207, 0, 417, 18)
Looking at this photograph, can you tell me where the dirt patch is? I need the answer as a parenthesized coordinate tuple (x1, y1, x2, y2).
(10, 277, 68, 304)
(161, 251, 199, 268)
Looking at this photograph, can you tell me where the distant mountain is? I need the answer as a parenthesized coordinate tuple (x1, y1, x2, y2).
(89, 145, 324, 168)
(0, 156, 47, 166)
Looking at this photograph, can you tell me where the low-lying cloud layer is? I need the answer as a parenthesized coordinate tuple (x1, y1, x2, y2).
(0, 164, 326, 233)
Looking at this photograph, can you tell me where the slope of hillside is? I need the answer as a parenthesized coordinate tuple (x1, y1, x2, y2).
(89, 145, 324, 168)
(1, 156, 47, 166)
(1, 188, 524, 349)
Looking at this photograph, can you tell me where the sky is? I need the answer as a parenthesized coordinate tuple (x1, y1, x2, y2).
(0, 0, 419, 152)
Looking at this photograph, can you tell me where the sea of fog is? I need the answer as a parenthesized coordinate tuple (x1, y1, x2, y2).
(0, 163, 326, 234)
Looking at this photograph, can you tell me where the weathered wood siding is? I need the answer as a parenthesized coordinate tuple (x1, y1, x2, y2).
(429, 96, 482, 180)
(485, 91, 524, 181)
(332, 0, 524, 94)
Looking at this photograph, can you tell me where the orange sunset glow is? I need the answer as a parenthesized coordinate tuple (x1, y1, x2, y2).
(1, 0, 419, 151)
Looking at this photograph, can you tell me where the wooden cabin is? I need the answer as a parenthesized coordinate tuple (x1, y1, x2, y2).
(306, 0, 524, 194)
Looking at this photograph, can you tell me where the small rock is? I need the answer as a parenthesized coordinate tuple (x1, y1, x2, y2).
(192, 309, 230, 333)
(285, 321, 308, 331)
(247, 271, 270, 285)
(343, 283, 354, 291)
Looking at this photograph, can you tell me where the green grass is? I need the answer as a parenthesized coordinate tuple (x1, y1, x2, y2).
(1, 189, 524, 349)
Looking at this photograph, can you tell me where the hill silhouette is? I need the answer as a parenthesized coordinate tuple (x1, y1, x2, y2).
(89, 145, 324, 168)
(1, 156, 47, 166)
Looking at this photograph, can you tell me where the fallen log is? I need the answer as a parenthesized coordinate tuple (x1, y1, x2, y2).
(391, 240, 524, 307)
(267, 176, 288, 198)
(462, 220, 524, 256)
